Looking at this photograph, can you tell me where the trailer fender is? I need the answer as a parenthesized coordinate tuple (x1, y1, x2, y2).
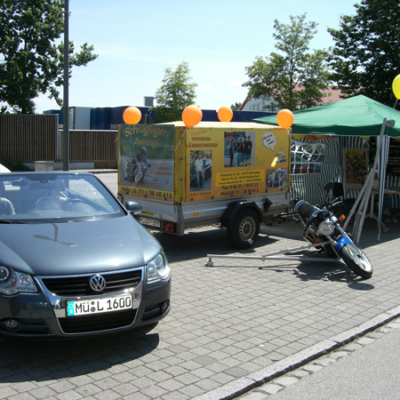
(220, 201, 263, 229)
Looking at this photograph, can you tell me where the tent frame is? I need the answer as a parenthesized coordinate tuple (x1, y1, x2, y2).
(343, 118, 394, 243)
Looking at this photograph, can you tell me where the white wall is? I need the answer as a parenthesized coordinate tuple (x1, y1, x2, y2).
(241, 97, 274, 112)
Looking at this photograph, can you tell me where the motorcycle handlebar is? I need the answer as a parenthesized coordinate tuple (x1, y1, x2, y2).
(327, 196, 344, 209)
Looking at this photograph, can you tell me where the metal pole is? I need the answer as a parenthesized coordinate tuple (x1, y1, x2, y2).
(62, 0, 69, 171)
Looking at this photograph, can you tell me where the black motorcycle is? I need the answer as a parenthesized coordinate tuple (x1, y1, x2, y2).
(295, 198, 373, 279)
(125, 158, 149, 183)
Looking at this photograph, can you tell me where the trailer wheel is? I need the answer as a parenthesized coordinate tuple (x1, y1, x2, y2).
(227, 208, 260, 249)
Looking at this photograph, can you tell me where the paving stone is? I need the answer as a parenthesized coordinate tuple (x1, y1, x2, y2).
(259, 383, 284, 395)
(56, 390, 84, 400)
(357, 337, 375, 345)
(112, 383, 138, 396)
(274, 376, 299, 387)
(75, 384, 102, 397)
(367, 332, 385, 339)
(314, 357, 336, 366)
(387, 322, 400, 329)
(243, 392, 269, 400)
(302, 364, 324, 373)
(92, 390, 121, 400)
(0, 387, 18, 398)
(289, 370, 310, 378)
(343, 343, 363, 352)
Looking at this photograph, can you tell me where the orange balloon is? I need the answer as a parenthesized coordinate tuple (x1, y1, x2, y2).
(217, 106, 233, 122)
(276, 109, 294, 129)
(123, 107, 142, 125)
(182, 105, 202, 128)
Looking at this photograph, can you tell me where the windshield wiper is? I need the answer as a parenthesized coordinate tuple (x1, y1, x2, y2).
(0, 220, 25, 224)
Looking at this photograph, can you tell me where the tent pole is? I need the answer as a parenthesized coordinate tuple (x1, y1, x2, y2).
(377, 133, 391, 241)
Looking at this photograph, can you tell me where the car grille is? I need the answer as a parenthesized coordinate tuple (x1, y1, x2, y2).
(41, 269, 142, 296)
(58, 309, 137, 333)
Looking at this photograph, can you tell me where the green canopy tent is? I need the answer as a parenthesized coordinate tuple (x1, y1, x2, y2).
(254, 95, 400, 137)
(254, 95, 400, 242)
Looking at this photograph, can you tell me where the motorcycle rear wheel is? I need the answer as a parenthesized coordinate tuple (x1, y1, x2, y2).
(340, 243, 373, 279)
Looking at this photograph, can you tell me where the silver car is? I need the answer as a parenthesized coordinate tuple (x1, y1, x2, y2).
(0, 172, 171, 337)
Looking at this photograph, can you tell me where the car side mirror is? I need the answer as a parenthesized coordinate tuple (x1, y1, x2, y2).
(125, 201, 142, 215)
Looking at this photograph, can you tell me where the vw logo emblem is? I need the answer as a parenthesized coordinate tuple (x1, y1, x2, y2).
(89, 275, 106, 292)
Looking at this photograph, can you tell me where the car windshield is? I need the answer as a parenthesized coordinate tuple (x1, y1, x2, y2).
(0, 173, 124, 222)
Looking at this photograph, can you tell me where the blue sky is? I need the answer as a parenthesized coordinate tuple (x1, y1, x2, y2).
(35, 0, 358, 113)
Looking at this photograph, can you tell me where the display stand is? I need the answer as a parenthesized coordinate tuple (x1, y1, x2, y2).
(206, 241, 341, 267)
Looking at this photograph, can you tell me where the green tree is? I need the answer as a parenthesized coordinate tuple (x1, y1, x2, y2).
(230, 102, 242, 111)
(0, 0, 98, 114)
(151, 62, 197, 123)
(243, 14, 330, 111)
(328, 0, 400, 106)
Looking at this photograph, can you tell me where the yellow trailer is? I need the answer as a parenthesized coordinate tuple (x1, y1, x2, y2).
(118, 121, 290, 248)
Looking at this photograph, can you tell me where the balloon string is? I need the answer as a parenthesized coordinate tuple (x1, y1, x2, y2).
(175, 127, 187, 152)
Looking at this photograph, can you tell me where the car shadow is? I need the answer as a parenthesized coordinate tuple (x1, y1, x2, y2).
(0, 325, 159, 383)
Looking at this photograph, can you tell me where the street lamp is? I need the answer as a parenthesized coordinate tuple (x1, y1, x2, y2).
(63, 0, 69, 171)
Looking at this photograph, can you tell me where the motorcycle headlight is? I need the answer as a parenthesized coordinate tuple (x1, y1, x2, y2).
(316, 221, 335, 236)
(0, 266, 37, 295)
(146, 253, 170, 282)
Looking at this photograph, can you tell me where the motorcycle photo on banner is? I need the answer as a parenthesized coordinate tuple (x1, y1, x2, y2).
(294, 198, 373, 279)
(124, 144, 150, 183)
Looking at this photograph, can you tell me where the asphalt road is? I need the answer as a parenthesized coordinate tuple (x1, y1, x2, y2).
(264, 321, 400, 400)
(96, 172, 118, 195)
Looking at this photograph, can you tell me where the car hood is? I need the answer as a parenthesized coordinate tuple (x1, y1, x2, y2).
(0, 216, 162, 276)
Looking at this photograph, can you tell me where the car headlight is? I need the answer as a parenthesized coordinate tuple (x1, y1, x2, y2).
(0, 266, 37, 295)
(146, 253, 170, 282)
(316, 221, 335, 236)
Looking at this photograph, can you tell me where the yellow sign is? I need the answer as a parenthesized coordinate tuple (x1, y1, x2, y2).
(185, 126, 289, 201)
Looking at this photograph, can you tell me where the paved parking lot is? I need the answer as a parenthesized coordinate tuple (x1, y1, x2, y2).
(1, 212, 400, 399)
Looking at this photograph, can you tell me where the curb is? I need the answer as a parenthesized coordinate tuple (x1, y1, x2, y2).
(193, 304, 400, 400)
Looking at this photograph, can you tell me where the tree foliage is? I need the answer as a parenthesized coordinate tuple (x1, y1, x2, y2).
(328, 0, 400, 106)
(0, 0, 98, 114)
(243, 14, 330, 111)
(151, 62, 197, 123)
(230, 102, 242, 111)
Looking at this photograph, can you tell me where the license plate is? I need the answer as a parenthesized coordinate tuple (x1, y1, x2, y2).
(140, 216, 161, 228)
(66, 294, 133, 317)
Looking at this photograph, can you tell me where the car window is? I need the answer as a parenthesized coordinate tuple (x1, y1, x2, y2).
(0, 173, 124, 222)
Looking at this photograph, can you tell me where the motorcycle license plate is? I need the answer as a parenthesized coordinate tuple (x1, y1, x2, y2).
(66, 294, 133, 317)
(139, 217, 161, 228)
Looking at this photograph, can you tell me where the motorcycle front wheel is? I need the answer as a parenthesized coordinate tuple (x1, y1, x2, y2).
(134, 169, 144, 183)
(340, 243, 373, 279)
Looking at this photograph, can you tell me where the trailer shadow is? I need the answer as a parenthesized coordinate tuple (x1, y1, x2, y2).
(153, 225, 280, 263)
